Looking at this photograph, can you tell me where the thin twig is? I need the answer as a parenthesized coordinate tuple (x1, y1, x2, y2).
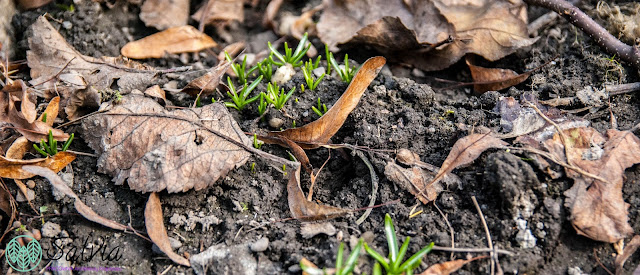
(355, 151, 379, 225)
(524, 0, 640, 69)
(472, 196, 495, 275)
(594, 248, 614, 275)
(606, 82, 640, 96)
(433, 202, 455, 260)
(31, 57, 76, 87)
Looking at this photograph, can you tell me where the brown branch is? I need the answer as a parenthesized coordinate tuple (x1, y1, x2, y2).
(524, 0, 640, 69)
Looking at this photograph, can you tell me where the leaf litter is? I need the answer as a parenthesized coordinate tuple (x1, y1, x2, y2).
(317, 0, 537, 71)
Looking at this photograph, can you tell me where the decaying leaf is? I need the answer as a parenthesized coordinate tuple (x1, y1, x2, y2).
(267, 56, 386, 149)
(317, 0, 536, 71)
(544, 127, 640, 243)
(82, 93, 251, 193)
(180, 59, 233, 97)
(466, 57, 532, 94)
(121, 25, 217, 59)
(430, 133, 507, 190)
(145, 192, 190, 266)
(192, 0, 244, 26)
(28, 16, 157, 93)
(0, 152, 76, 179)
(287, 167, 349, 221)
(385, 149, 461, 204)
(140, 0, 189, 30)
(0, 81, 68, 141)
(419, 256, 487, 275)
(23, 166, 127, 231)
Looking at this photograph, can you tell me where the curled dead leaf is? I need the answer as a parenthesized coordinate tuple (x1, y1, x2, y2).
(121, 25, 217, 59)
(420, 256, 487, 275)
(82, 93, 251, 193)
(466, 57, 532, 94)
(145, 192, 190, 266)
(287, 167, 349, 221)
(0, 152, 76, 180)
(267, 56, 386, 149)
(180, 59, 233, 97)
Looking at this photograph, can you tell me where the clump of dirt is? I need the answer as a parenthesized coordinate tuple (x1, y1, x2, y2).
(3, 0, 640, 274)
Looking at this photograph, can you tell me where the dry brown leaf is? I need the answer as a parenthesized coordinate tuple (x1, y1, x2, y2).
(180, 59, 233, 97)
(0, 152, 76, 179)
(143, 85, 167, 105)
(16, 0, 52, 10)
(0, 81, 68, 142)
(23, 166, 128, 231)
(300, 257, 322, 275)
(192, 0, 244, 26)
(267, 56, 386, 149)
(420, 256, 487, 275)
(145, 192, 191, 266)
(385, 149, 461, 203)
(466, 57, 532, 94)
(287, 167, 349, 221)
(140, 0, 189, 30)
(430, 133, 507, 190)
(28, 16, 157, 93)
(121, 25, 217, 59)
(615, 235, 640, 275)
(4, 95, 59, 159)
(317, 0, 536, 71)
(82, 93, 251, 193)
(64, 87, 102, 121)
(546, 127, 640, 242)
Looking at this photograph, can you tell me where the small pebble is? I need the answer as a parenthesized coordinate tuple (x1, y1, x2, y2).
(268, 118, 284, 129)
(250, 237, 269, 252)
(26, 180, 35, 189)
(62, 21, 73, 30)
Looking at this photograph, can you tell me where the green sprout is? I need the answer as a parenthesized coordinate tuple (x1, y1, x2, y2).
(240, 202, 249, 212)
(250, 162, 256, 173)
(364, 214, 434, 275)
(312, 97, 328, 117)
(224, 75, 263, 111)
(256, 59, 273, 81)
(265, 82, 295, 110)
(301, 240, 364, 275)
(302, 60, 326, 91)
(33, 130, 74, 157)
(39, 206, 48, 225)
(225, 52, 258, 85)
(268, 33, 311, 67)
(328, 52, 357, 83)
(292, 120, 296, 128)
(14, 224, 27, 233)
(253, 134, 263, 149)
(257, 93, 268, 117)
(55, 3, 75, 12)
(41, 113, 47, 123)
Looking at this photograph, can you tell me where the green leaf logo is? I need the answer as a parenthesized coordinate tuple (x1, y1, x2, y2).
(5, 235, 42, 272)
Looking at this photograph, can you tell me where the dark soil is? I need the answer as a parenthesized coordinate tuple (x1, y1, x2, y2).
(3, 0, 640, 274)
